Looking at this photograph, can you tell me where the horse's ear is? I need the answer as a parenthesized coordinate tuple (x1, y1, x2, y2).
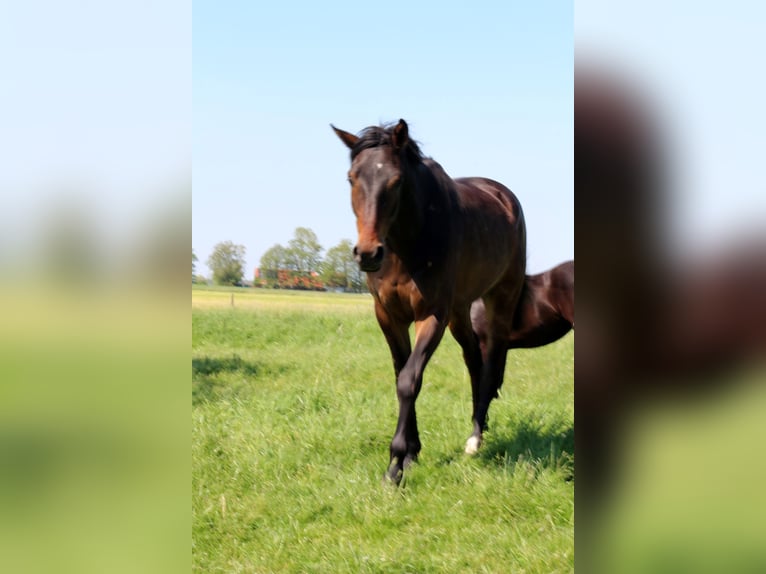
(392, 119, 409, 150)
(331, 124, 359, 150)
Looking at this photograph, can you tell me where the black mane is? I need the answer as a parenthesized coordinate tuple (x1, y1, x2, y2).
(350, 123, 424, 164)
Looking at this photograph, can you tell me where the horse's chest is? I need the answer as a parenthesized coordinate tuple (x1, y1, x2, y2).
(371, 274, 441, 322)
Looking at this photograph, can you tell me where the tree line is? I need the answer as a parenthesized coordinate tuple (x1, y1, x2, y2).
(194, 227, 364, 292)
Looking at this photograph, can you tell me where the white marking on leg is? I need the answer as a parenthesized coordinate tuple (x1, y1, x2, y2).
(464, 435, 482, 455)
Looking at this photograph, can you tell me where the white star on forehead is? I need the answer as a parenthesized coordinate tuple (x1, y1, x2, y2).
(376, 163, 383, 169)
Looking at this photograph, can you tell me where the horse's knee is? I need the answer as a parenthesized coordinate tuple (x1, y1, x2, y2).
(396, 368, 418, 400)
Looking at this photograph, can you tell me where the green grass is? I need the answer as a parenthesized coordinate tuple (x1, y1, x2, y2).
(192, 287, 573, 573)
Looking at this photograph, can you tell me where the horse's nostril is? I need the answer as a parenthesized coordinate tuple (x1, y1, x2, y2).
(353, 246, 359, 257)
(374, 245, 384, 261)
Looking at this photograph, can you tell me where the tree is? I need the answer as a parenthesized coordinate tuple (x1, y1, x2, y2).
(347, 255, 367, 293)
(287, 227, 322, 275)
(192, 249, 198, 283)
(321, 239, 364, 291)
(259, 244, 288, 282)
(207, 241, 246, 286)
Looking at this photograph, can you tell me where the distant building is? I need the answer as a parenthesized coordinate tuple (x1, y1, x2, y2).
(254, 267, 325, 291)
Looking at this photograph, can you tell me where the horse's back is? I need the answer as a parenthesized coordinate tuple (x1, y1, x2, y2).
(454, 177, 524, 227)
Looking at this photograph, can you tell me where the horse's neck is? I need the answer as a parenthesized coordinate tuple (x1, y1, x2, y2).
(388, 164, 434, 243)
(387, 161, 454, 274)
(386, 163, 418, 236)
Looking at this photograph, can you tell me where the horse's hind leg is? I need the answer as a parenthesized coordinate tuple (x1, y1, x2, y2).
(465, 341, 507, 454)
(465, 291, 517, 454)
(449, 307, 484, 422)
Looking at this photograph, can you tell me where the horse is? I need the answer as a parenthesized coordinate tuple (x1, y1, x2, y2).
(332, 119, 527, 484)
(471, 260, 574, 357)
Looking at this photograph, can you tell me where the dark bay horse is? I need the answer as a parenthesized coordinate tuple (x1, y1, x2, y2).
(332, 119, 526, 484)
(471, 260, 574, 355)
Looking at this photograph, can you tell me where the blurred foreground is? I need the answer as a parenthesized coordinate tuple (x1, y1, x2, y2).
(0, 284, 188, 574)
(0, 2, 189, 572)
(576, 5, 766, 570)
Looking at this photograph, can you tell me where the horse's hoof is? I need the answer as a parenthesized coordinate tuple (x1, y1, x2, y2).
(381, 473, 400, 488)
(464, 435, 482, 455)
(382, 459, 404, 487)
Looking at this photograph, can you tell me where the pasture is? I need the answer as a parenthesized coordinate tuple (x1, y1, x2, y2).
(192, 287, 573, 572)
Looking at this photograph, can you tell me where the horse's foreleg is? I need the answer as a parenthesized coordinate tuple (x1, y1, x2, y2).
(375, 304, 411, 379)
(386, 313, 446, 485)
(374, 304, 412, 484)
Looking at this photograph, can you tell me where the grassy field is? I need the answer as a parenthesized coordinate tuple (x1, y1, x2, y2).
(192, 287, 573, 573)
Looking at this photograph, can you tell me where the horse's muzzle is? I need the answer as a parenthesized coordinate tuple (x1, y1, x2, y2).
(354, 244, 384, 272)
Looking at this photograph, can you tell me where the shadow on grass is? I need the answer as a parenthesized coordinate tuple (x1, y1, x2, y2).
(193, 355, 260, 378)
(479, 418, 574, 478)
(192, 355, 266, 405)
(433, 417, 573, 481)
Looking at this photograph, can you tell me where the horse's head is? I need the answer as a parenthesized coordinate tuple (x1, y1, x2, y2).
(332, 119, 415, 272)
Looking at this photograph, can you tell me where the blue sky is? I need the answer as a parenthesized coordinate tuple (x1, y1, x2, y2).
(193, 1, 573, 277)
(2, 1, 762, 282)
